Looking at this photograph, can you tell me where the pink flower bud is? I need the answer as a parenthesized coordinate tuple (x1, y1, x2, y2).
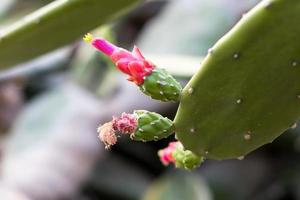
(112, 112, 138, 134)
(158, 141, 178, 166)
(84, 34, 154, 85)
(97, 122, 117, 149)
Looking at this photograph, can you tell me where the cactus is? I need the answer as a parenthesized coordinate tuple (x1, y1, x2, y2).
(0, 0, 138, 68)
(174, 0, 300, 160)
(89, 0, 300, 169)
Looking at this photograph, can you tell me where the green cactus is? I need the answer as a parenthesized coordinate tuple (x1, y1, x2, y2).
(174, 0, 300, 160)
(131, 110, 175, 142)
(0, 0, 138, 68)
(141, 68, 182, 102)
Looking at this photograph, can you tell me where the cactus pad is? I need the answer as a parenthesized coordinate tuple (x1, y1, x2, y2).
(131, 110, 175, 141)
(174, 0, 300, 160)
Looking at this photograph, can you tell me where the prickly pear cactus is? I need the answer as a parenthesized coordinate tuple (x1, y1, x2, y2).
(131, 110, 175, 142)
(141, 68, 182, 102)
(174, 0, 300, 160)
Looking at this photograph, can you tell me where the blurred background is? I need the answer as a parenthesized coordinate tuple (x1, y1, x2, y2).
(0, 0, 299, 199)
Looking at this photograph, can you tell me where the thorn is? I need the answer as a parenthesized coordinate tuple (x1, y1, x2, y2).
(291, 123, 297, 129)
(138, 128, 144, 132)
(190, 128, 195, 133)
(244, 134, 251, 140)
(236, 99, 242, 104)
(292, 61, 298, 67)
(208, 48, 214, 55)
(237, 156, 245, 160)
(233, 53, 239, 59)
(188, 87, 194, 95)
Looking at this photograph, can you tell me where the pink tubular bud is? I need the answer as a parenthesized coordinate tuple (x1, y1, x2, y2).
(84, 34, 154, 85)
(91, 38, 117, 56)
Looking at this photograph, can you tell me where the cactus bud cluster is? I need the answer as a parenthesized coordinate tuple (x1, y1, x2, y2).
(158, 141, 203, 170)
(97, 111, 175, 148)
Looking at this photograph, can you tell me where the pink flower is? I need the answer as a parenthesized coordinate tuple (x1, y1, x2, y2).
(84, 33, 154, 85)
(112, 112, 138, 134)
(158, 141, 178, 166)
(97, 122, 117, 149)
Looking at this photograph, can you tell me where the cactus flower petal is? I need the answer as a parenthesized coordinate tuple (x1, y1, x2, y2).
(158, 142, 177, 166)
(84, 34, 154, 85)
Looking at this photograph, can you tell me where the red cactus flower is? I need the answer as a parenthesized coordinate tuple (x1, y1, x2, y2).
(112, 112, 138, 134)
(158, 141, 178, 166)
(84, 33, 154, 85)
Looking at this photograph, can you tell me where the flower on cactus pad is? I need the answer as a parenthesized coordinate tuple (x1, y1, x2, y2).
(83, 33, 182, 102)
(158, 141, 204, 170)
(84, 33, 154, 85)
(158, 141, 178, 166)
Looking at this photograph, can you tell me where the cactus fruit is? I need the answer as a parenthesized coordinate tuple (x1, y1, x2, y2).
(141, 68, 182, 102)
(158, 141, 203, 170)
(97, 111, 174, 148)
(130, 110, 175, 142)
(84, 34, 182, 102)
(174, 0, 300, 160)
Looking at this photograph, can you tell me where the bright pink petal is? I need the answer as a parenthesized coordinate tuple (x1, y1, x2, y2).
(111, 48, 134, 63)
(92, 38, 117, 56)
(116, 59, 131, 75)
(132, 46, 144, 59)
